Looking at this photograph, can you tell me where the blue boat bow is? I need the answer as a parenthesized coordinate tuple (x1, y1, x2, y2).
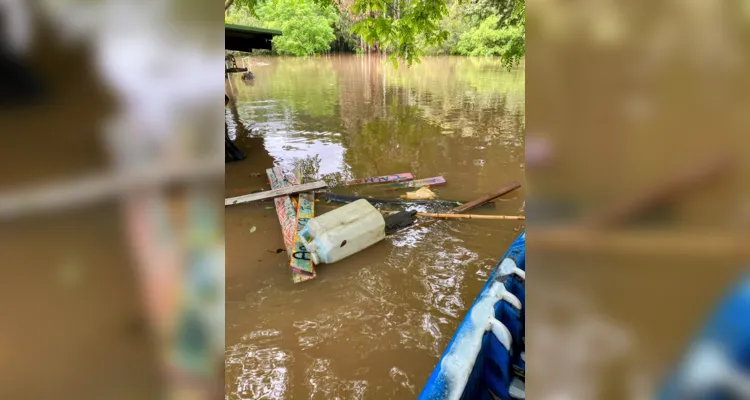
(420, 231, 526, 400)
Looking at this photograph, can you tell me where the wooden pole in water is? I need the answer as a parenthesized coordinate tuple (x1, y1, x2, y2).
(450, 182, 522, 214)
(417, 213, 525, 220)
(583, 156, 734, 228)
(380, 210, 524, 220)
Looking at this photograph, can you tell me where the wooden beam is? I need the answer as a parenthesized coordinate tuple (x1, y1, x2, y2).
(382, 176, 446, 189)
(450, 182, 522, 214)
(224, 181, 326, 206)
(584, 157, 734, 228)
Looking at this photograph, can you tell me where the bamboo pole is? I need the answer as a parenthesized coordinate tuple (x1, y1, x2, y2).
(405, 181, 523, 230)
(381, 210, 524, 220)
(418, 213, 524, 220)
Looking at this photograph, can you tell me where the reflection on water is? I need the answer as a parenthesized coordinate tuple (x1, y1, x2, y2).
(225, 55, 524, 399)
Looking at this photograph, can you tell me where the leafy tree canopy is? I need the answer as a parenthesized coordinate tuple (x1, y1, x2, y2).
(225, 0, 524, 68)
(259, 0, 339, 56)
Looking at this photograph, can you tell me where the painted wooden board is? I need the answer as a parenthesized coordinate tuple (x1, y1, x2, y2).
(225, 181, 326, 206)
(290, 192, 315, 275)
(382, 176, 446, 189)
(346, 172, 414, 186)
(266, 167, 315, 283)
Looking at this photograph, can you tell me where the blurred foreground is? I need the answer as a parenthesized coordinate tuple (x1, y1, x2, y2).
(0, 1, 223, 399)
(527, 1, 750, 398)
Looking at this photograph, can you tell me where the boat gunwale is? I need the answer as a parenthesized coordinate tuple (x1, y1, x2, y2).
(418, 230, 526, 400)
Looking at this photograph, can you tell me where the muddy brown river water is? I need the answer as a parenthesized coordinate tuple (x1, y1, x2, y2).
(224, 55, 526, 399)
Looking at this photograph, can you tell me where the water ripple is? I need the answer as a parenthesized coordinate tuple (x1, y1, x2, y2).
(226, 333, 289, 400)
(307, 359, 369, 399)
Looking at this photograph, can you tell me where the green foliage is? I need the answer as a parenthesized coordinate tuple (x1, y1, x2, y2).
(456, 15, 512, 56)
(225, 3, 262, 26)
(331, 10, 361, 52)
(226, 0, 256, 14)
(225, 0, 524, 67)
(420, 0, 524, 68)
(350, 0, 450, 66)
(255, 0, 339, 56)
(418, 1, 470, 55)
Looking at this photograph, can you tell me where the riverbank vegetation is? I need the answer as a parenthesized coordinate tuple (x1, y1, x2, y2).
(225, 0, 524, 68)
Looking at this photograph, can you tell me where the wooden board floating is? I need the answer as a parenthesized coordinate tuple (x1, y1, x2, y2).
(450, 182, 522, 214)
(325, 193, 468, 207)
(225, 181, 327, 206)
(382, 176, 446, 189)
(346, 172, 414, 186)
(266, 167, 315, 283)
(290, 192, 315, 275)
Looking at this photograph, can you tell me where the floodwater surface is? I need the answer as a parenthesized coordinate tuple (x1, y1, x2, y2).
(224, 55, 525, 399)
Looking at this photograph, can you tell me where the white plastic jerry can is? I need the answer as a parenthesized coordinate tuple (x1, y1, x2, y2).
(298, 199, 386, 265)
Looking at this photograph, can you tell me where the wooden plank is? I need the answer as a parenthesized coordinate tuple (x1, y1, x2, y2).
(224, 181, 327, 206)
(583, 157, 734, 228)
(382, 176, 446, 189)
(325, 193, 466, 207)
(266, 168, 315, 283)
(450, 182, 521, 214)
(346, 172, 414, 186)
(290, 192, 315, 275)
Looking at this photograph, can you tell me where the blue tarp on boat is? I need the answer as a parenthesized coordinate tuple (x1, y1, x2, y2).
(419, 231, 526, 400)
(657, 276, 750, 399)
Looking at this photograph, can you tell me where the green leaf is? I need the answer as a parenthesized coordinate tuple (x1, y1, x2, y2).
(250, 226, 257, 233)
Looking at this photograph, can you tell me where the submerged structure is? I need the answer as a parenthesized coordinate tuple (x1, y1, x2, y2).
(224, 24, 281, 162)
